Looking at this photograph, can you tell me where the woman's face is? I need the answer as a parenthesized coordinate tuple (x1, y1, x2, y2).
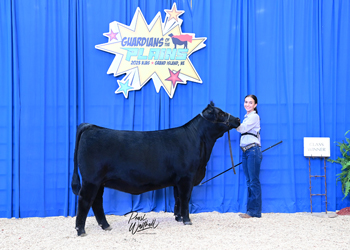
(244, 97, 257, 114)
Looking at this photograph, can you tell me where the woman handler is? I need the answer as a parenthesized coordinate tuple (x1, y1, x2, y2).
(236, 94, 262, 218)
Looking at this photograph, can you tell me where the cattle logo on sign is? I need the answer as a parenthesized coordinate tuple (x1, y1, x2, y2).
(95, 3, 206, 98)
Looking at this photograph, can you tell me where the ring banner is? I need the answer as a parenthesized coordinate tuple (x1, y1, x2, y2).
(95, 3, 207, 98)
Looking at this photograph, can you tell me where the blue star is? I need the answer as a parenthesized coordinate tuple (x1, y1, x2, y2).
(116, 79, 133, 98)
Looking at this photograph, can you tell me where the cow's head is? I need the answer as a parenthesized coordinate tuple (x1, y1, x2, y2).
(200, 101, 240, 129)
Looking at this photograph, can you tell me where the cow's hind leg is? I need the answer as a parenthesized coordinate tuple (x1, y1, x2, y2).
(92, 185, 111, 231)
(173, 186, 182, 222)
(75, 183, 100, 236)
(177, 179, 193, 225)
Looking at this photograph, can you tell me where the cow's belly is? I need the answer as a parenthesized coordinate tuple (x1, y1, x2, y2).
(103, 178, 172, 195)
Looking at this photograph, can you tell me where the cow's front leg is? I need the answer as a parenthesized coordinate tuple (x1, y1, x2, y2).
(177, 179, 193, 225)
(92, 185, 111, 231)
(173, 186, 182, 222)
(75, 183, 99, 236)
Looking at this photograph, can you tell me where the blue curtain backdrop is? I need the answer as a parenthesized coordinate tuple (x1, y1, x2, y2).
(1, 0, 349, 218)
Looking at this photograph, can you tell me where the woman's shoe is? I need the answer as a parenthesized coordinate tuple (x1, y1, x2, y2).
(239, 213, 252, 218)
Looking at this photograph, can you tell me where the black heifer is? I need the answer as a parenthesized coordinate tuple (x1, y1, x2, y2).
(71, 102, 240, 236)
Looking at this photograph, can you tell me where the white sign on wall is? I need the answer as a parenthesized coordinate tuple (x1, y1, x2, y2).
(303, 137, 330, 157)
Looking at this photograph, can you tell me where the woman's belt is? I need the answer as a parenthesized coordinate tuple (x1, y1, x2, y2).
(240, 143, 259, 152)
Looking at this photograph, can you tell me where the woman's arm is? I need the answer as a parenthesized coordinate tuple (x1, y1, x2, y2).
(236, 114, 259, 133)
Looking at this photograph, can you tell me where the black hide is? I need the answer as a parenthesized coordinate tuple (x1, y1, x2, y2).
(72, 102, 240, 236)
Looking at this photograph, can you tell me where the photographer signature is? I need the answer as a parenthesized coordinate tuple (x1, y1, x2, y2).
(125, 212, 159, 235)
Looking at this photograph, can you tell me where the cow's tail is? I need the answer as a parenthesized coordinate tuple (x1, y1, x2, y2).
(72, 123, 93, 196)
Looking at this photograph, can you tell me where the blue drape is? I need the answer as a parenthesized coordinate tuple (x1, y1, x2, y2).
(1, 0, 349, 218)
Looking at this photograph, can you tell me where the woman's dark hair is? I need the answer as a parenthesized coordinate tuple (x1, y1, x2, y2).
(245, 94, 258, 114)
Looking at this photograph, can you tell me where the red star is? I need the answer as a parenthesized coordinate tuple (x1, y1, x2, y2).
(165, 69, 182, 87)
(106, 30, 118, 41)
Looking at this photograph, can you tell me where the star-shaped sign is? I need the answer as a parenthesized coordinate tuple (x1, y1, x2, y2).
(116, 79, 133, 98)
(95, 4, 206, 98)
(105, 29, 118, 41)
(166, 69, 183, 87)
(165, 3, 184, 22)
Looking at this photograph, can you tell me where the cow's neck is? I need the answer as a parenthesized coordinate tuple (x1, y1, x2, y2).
(185, 115, 230, 185)
(186, 115, 228, 160)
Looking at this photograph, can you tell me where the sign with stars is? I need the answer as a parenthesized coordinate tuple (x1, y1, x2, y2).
(95, 3, 206, 98)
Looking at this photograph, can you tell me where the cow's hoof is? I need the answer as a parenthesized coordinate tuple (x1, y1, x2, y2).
(175, 215, 183, 222)
(103, 226, 112, 231)
(76, 227, 86, 236)
(183, 221, 192, 225)
(100, 223, 111, 231)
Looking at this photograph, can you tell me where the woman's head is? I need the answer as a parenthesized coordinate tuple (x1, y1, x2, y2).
(244, 94, 258, 114)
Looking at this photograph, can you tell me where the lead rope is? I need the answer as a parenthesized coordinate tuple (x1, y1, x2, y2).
(227, 130, 236, 174)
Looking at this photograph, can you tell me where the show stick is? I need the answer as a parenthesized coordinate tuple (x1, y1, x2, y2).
(199, 141, 283, 185)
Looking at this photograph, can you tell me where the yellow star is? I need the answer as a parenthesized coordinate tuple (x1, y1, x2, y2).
(166, 3, 184, 22)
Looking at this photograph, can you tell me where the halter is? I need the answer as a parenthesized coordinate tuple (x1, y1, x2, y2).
(200, 111, 236, 174)
(200, 112, 232, 127)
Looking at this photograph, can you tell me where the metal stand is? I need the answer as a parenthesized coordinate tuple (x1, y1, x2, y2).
(308, 157, 327, 213)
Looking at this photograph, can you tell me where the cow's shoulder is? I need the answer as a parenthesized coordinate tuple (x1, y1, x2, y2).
(78, 123, 107, 131)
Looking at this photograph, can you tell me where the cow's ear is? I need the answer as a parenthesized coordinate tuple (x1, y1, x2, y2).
(210, 101, 215, 107)
(203, 105, 212, 114)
